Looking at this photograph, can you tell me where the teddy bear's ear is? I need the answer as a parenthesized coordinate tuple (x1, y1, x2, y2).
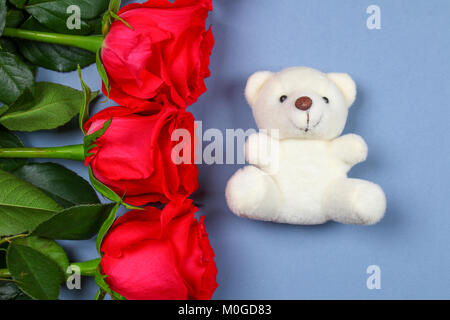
(245, 71, 273, 107)
(327, 73, 357, 107)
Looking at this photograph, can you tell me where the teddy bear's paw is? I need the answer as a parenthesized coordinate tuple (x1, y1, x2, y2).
(324, 178, 386, 225)
(331, 134, 368, 166)
(225, 166, 280, 221)
(351, 181, 386, 225)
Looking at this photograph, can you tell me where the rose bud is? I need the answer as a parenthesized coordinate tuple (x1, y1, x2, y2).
(100, 199, 218, 300)
(101, 0, 214, 109)
(84, 103, 198, 206)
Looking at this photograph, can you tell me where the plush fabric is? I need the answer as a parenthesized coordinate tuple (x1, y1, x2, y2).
(226, 67, 386, 225)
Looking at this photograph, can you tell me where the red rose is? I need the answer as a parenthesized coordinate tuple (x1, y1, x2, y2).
(84, 103, 198, 206)
(100, 199, 218, 300)
(101, 0, 214, 109)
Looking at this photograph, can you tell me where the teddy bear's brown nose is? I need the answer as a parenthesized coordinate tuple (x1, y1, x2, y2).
(295, 96, 312, 111)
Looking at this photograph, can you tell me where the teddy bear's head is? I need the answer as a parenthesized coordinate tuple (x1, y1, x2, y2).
(245, 67, 357, 140)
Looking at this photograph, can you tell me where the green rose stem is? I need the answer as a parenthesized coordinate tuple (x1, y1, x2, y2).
(0, 268, 11, 278)
(70, 258, 101, 277)
(0, 258, 101, 279)
(2, 28, 104, 53)
(0, 144, 85, 161)
(0, 234, 28, 246)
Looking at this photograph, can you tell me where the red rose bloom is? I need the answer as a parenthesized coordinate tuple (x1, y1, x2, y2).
(84, 103, 198, 206)
(101, 0, 214, 109)
(100, 199, 218, 300)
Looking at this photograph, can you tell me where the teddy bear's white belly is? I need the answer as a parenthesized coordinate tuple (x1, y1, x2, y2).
(271, 140, 347, 224)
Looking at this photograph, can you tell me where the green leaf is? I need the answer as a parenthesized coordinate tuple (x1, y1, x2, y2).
(8, 0, 26, 9)
(0, 169, 61, 236)
(108, 0, 121, 14)
(101, 0, 123, 36)
(88, 166, 122, 203)
(96, 49, 110, 96)
(89, 167, 122, 202)
(0, 281, 19, 300)
(13, 236, 69, 276)
(0, 51, 35, 105)
(17, 17, 96, 72)
(0, 38, 18, 55)
(84, 117, 111, 157)
(0, 242, 6, 268)
(109, 11, 133, 30)
(26, 0, 109, 35)
(0, 39, 37, 75)
(0, 82, 84, 132)
(94, 269, 126, 300)
(0, 126, 27, 172)
(33, 203, 115, 240)
(87, 16, 103, 35)
(88, 167, 140, 211)
(101, 10, 111, 36)
(96, 202, 118, 254)
(7, 243, 63, 299)
(0, 0, 6, 36)
(0, 281, 31, 300)
(78, 66, 99, 134)
(100, 1, 122, 36)
(94, 288, 106, 300)
(5, 9, 25, 28)
(13, 162, 99, 208)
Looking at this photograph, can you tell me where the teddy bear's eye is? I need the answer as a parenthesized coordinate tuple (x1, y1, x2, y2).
(279, 95, 287, 103)
(323, 97, 329, 104)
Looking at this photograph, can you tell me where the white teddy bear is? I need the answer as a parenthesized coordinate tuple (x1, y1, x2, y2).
(225, 66, 386, 225)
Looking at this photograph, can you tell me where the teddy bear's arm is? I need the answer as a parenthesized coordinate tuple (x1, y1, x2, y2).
(330, 134, 368, 166)
(245, 132, 277, 168)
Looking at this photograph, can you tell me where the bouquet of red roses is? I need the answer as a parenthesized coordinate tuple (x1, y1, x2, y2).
(0, 0, 217, 300)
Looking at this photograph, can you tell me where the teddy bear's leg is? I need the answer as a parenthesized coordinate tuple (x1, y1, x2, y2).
(323, 178, 386, 225)
(226, 165, 281, 221)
